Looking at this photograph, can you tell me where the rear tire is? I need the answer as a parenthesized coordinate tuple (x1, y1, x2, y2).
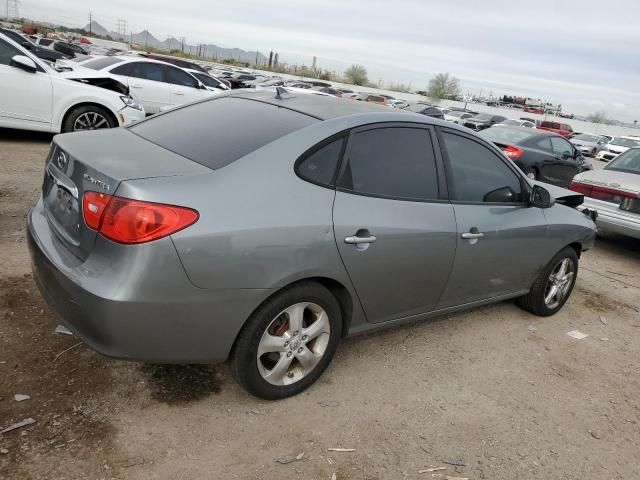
(231, 282, 342, 400)
(517, 247, 578, 316)
(62, 105, 116, 133)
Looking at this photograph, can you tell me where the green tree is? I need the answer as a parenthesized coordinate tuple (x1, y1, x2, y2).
(587, 111, 609, 124)
(344, 64, 368, 86)
(426, 73, 460, 101)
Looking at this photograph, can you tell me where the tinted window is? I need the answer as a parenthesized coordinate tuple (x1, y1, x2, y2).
(111, 63, 133, 76)
(165, 66, 198, 87)
(129, 62, 164, 81)
(130, 97, 318, 170)
(550, 136, 573, 156)
(297, 138, 344, 186)
(194, 72, 221, 88)
(530, 137, 552, 152)
(338, 127, 439, 200)
(81, 56, 123, 70)
(0, 37, 21, 66)
(441, 132, 523, 203)
(39, 38, 53, 46)
(606, 149, 640, 175)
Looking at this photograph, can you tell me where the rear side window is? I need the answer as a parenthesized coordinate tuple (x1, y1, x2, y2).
(165, 66, 198, 88)
(111, 63, 133, 76)
(531, 137, 552, 153)
(130, 97, 318, 170)
(441, 132, 523, 203)
(81, 56, 123, 70)
(297, 138, 344, 186)
(337, 127, 439, 201)
(130, 62, 164, 82)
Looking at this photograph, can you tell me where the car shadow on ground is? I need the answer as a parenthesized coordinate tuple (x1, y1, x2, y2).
(1, 128, 54, 144)
(594, 231, 640, 260)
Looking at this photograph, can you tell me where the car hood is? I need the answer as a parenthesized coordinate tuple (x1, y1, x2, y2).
(58, 67, 129, 95)
(571, 140, 596, 147)
(573, 169, 640, 194)
(533, 180, 584, 207)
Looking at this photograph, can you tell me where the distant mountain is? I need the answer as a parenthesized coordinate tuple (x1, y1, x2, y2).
(82, 21, 265, 63)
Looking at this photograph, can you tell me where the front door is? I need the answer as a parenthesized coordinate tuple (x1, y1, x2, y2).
(436, 130, 549, 308)
(332, 124, 457, 323)
(163, 65, 210, 105)
(550, 136, 580, 187)
(0, 38, 52, 127)
(113, 62, 171, 114)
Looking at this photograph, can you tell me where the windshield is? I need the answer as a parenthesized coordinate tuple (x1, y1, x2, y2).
(472, 113, 493, 121)
(447, 111, 465, 117)
(479, 126, 535, 145)
(502, 119, 522, 126)
(194, 72, 219, 88)
(606, 148, 640, 175)
(573, 134, 599, 142)
(81, 56, 123, 70)
(610, 137, 640, 148)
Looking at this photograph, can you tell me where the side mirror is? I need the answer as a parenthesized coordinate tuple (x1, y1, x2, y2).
(10, 55, 37, 73)
(483, 186, 516, 203)
(530, 184, 554, 209)
(562, 150, 572, 160)
(21, 41, 33, 50)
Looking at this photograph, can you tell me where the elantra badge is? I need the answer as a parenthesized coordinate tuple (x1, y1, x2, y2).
(83, 173, 110, 191)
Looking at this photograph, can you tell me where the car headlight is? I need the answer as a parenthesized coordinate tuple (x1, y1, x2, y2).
(120, 96, 143, 111)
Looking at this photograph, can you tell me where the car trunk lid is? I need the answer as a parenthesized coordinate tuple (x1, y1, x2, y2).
(42, 128, 210, 260)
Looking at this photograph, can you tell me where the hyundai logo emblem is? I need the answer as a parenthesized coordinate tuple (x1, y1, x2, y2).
(56, 151, 68, 170)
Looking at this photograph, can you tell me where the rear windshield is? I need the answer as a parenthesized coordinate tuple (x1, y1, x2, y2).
(479, 126, 535, 145)
(81, 56, 123, 70)
(130, 97, 318, 170)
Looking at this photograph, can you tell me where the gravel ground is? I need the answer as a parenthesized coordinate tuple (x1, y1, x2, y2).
(1, 129, 639, 480)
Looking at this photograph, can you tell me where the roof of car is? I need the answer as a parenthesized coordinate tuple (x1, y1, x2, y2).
(229, 89, 391, 120)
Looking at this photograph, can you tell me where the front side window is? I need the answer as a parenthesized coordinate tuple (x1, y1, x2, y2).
(297, 138, 344, 186)
(165, 66, 198, 88)
(550, 137, 573, 157)
(0, 38, 21, 66)
(337, 127, 439, 201)
(441, 131, 523, 203)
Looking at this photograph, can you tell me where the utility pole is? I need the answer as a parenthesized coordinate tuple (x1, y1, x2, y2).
(116, 19, 127, 39)
(89, 12, 92, 36)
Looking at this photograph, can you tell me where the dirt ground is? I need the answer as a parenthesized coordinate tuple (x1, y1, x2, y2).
(1, 128, 639, 480)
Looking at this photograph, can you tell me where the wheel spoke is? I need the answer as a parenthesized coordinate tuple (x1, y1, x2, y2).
(297, 345, 321, 372)
(285, 303, 305, 334)
(303, 311, 330, 342)
(545, 285, 558, 305)
(263, 352, 294, 385)
(557, 259, 569, 277)
(94, 117, 107, 128)
(257, 333, 289, 357)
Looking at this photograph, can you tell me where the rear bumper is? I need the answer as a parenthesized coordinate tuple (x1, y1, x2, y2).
(579, 198, 640, 240)
(27, 199, 272, 363)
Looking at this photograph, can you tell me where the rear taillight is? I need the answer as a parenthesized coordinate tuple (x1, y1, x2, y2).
(569, 181, 636, 204)
(502, 145, 524, 160)
(82, 192, 198, 244)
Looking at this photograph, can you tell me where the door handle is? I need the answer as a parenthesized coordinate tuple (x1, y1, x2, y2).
(173, 91, 185, 95)
(461, 232, 484, 239)
(130, 84, 142, 89)
(345, 235, 377, 244)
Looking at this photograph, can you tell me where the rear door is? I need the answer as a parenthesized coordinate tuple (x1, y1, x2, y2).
(550, 136, 579, 187)
(111, 61, 170, 114)
(163, 65, 210, 105)
(333, 124, 457, 323)
(436, 129, 548, 307)
(528, 137, 557, 183)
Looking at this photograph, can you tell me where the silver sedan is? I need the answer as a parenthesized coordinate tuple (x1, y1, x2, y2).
(28, 90, 596, 399)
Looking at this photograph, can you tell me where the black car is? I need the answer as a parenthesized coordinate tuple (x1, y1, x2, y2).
(464, 113, 507, 131)
(0, 28, 71, 62)
(479, 126, 592, 187)
(405, 103, 445, 120)
(53, 41, 89, 57)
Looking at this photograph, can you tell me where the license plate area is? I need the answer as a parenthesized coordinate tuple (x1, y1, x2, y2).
(43, 168, 81, 246)
(619, 197, 640, 214)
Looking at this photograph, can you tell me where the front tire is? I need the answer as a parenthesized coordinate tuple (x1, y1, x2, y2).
(62, 105, 116, 133)
(231, 282, 342, 400)
(517, 247, 578, 316)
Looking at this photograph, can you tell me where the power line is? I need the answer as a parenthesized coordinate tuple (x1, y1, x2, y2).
(6, 0, 19, 20)
(116, 18, 126, 39)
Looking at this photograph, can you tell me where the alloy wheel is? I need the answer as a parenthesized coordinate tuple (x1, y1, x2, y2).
(73, 112, 110, 131)
(544, 258, 575, 309)
(257, 302, 331, 386)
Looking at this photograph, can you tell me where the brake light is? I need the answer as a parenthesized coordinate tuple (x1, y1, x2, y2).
(502, 145, 524, 160)
(569, 181, 637, 204)
(82, 192, 198, 244)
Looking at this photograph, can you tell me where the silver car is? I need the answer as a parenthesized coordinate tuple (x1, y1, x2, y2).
(28, 90, 596, 399)
(571, 147, 640, 239)
(570, 133, 609, 157)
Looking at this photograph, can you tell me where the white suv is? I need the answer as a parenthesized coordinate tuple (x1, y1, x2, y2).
(0, 33, 145, 133)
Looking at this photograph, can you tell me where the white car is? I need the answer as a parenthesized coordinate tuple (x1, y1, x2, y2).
(183, 68, 230, 92)
(444, 110, 475, 124)
(66, 56, 220, 114)
(0, 33, 145, 133)
(496, 119, 536, 128)
(595, 136, 640, 162)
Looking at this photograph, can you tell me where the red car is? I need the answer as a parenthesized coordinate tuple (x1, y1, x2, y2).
(537, 120, 574, 137)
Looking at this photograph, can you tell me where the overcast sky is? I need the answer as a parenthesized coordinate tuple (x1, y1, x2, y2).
(20, 0, 640, 122)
